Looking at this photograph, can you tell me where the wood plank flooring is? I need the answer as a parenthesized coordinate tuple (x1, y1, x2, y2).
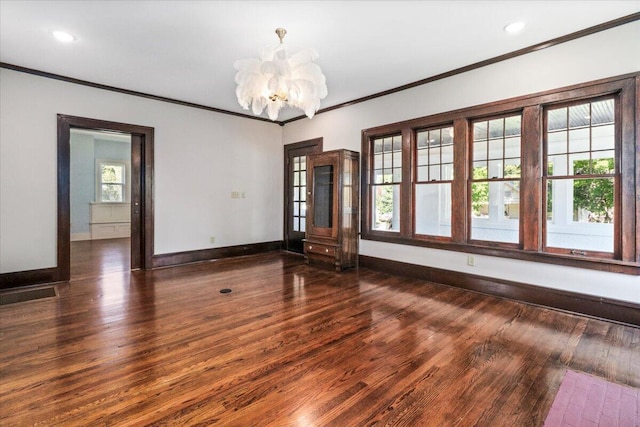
(70, 238, 131, 280)
(1, 242, 638, 426)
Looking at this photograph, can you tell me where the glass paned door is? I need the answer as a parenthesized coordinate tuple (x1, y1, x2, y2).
(284, 140, 322, 253)
(292, 155, 308, 233)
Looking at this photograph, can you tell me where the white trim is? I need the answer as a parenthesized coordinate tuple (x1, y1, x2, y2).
(90, 202, 131, 224)
(91, 223, 131, 239)
(71, 232, 91, 241)
(95, 158, 131, 203)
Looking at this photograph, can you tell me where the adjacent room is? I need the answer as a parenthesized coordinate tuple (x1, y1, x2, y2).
(0, 1, 638, 425)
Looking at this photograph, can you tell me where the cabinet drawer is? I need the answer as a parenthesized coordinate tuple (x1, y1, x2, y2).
(305, 242, 338, 257)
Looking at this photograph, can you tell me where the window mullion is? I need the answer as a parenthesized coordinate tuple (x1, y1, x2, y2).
(618, 81, 635, 262)
(401, 128, 413, 238)
(452, 118, 468, 243)
(360, 76, 637, 273)
(521, 105, 542, 251)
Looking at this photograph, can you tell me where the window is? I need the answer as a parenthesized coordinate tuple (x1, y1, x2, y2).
(470, 115, 521, 244)
(544, 98, 617, 256)
(361, 75, 638, 274)
(371, 135, 402, 232)
(415, 125, 454, 238)
(96, 160, 128, 202)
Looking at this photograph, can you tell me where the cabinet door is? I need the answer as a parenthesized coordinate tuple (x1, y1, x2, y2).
(307, 153, 339, 238)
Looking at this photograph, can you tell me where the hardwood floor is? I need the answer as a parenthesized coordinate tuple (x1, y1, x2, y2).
(70, 238, 131, 280)
(1, 248, 638, 426)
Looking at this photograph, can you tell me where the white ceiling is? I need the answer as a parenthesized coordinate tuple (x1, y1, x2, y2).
(1, 1, 638, 122)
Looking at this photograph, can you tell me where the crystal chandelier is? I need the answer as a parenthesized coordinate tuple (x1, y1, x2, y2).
(234, 28, 328, 121)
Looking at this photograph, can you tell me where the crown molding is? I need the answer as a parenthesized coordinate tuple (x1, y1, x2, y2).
(2, 12, 638, 127)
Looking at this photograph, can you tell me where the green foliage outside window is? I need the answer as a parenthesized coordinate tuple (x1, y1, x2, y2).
(100, 164, 124, 202)
(102, 165, 118, 183)
(572, 158, 614, 223)
(471, 167, 488, 216)
(376, 185, 394, 216)
(472, 165, 520, 217)
(504, 164, 521, 178)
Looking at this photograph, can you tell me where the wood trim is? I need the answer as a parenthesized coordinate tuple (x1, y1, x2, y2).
(361, 74, 638, 140)
(521, 105, 541, 251)
(620, 78, 637, 262)
(360, 132, 372, 239)
(360, 74, 640, 275)
(359, 255, 640, 327)
(400, 128, 413, 239)
(306, 151, 340, 240)
(3, 13, 637, 128)
(142, 128, 155, 270)
(451, 118, 468, 244)
(58, 115, 155, 279)
(0, 268, 61, 291)
(0, 62, 274, 125)
(281, 13, 640, 124)
(360, 130, 405, 241)
(540, 94, 624, 261)
(57, 116, 71, 282)
(636, 75, 640, 264)
(283, 138, 324, 151)
(131, 135, 142, 269)
(151, 241, 283, 268)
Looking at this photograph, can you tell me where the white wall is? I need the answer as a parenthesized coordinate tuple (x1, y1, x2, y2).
(0, 68, 283, 273)
(70, 133, 96, 236)
(1, 21, 637, 302)
(282, 22, 640, 303)
(71, 134, 131, 236)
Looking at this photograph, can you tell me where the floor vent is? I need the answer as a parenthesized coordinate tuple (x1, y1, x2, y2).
(0, 287, 57, 306)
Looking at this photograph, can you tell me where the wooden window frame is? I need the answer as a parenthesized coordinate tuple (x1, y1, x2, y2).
(366, 133, 407, 237)
(542, 96, 620, 260)
(360, 73, 639, 275)
(468, 113, 523, 249)
(413, 124, 455, 242)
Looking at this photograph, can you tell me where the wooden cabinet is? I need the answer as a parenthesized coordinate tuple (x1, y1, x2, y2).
(304, 149, 359, 271)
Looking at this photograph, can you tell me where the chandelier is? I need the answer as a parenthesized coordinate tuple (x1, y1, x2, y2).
(234, 28, 328, 121)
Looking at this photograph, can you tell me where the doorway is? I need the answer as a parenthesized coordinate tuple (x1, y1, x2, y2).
(57, 115, 154, 282)
(70, 129, 132, 279)
(283, 138, 322, 253)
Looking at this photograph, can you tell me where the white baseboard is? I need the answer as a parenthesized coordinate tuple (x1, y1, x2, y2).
(71, 232, 91, 241)
(91, 222, 131, 240)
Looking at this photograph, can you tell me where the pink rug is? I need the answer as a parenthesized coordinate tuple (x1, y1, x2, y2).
(543, 370, 639, 427)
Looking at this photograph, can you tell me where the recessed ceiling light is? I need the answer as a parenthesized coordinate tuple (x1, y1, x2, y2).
(52, 30, 76, 43)
(504, 22, 526, 34)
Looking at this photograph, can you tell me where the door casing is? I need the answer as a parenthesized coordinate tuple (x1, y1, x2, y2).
(58, 114, 154, 280)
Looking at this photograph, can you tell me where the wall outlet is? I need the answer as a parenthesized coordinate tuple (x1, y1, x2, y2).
(210, 236, 216, 244)
(231, 192, 240, 199)
(467, 255, 475, 266)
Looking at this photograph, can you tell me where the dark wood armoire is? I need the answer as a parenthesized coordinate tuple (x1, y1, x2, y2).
(303, 149, 359, 271)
